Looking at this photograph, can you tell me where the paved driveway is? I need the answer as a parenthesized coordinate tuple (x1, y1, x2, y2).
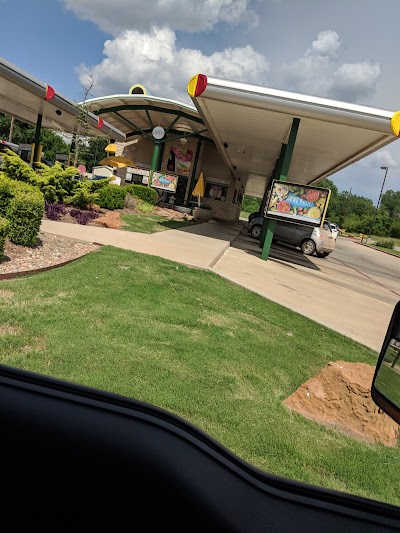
(213, 227, 398, 353)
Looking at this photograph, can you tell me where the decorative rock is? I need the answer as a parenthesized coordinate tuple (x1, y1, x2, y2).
(283, 360, 399, 447)
(92, 211, 121, 229)
(124, 194, 136, 210)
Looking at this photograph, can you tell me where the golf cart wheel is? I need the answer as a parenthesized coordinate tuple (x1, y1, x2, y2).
(251, 224, 262, 239)
(301, 239, 316, 255)
(316, 251, 329, 258)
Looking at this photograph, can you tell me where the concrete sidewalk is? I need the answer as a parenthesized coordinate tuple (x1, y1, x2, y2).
(41, 219, 392, 353)
(41, 218, 243, 269)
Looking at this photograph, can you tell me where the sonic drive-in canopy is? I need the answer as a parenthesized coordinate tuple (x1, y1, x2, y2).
(0, 58, 125, 143)
(188, 74, 400, 198)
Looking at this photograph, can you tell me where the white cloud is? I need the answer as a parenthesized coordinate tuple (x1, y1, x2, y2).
(308, 30, 341, 58)
(78, 27, 269, 102)
(64, 0, 259, 34)
(329, 61, 381, 102)
(365, 148, 399, 169)
(272, 30, 381, 103)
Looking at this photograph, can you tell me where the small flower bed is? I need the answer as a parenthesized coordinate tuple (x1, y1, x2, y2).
(44, 203, 101, 225)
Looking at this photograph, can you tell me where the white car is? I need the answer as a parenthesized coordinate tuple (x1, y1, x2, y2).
(327, 222, 340, 239)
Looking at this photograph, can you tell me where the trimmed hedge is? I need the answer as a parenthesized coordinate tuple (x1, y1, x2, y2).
(0, 216, 9, 256)
(6, 187, 44, 246)
(124, 184, 158, 205)
(0, 174, 45, 246)
(97, 184, 127, 210)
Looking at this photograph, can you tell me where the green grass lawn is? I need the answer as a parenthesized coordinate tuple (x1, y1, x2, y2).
(120, 213, 199, 233)
(0, 246, 399, 506)
(371, 246, 400, 257)
(240, 210, 251, 220)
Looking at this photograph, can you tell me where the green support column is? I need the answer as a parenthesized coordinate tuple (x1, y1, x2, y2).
(260, 143, 287, 248)
(149, 141, 161, 187)
(68, 134, 76, 167)
(261, 118, 300, 261)
(32, 113, 42, 168)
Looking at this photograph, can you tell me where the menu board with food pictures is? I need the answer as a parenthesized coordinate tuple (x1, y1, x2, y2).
(265, 180, 331, 227)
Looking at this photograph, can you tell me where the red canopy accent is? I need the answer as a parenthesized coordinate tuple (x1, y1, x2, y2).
(44, 84, 55, 100)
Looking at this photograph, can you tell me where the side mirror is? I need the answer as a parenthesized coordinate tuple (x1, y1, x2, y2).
(371, 301, 400, 425)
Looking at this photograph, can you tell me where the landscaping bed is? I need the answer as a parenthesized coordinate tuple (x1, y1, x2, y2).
(0, 232, 100, 275)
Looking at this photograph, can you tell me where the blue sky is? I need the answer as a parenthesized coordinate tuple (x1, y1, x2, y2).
(1, 0, 400, 204)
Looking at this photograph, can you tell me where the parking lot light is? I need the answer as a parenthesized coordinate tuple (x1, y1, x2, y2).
(368, 166, 389, 242)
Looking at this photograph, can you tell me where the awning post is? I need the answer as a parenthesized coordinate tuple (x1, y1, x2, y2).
(149, 141, 161, 187)
(32, 113, 42, 168)
(260, 142, 287, 247)
(261, 118, 300, 261)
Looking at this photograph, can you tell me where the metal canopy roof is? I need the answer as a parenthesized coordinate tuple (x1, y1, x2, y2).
(0, 58, 125, 142)
(84, 94, 212, 142)
(188, 75, 399, 193)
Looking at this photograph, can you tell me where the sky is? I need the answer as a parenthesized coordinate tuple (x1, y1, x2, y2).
(1, 0, 400, 204)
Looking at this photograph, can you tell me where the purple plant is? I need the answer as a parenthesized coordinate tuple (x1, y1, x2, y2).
(45, 203, 66, 221)
(70, 208, 100, 225)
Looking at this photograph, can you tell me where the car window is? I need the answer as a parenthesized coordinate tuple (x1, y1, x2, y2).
(1, 52, 399, 516)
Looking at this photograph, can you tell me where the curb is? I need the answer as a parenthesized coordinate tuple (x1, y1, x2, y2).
(356, 241, 400, 258)
(0, 256, 82, 280)
(0, 248, 102, 280)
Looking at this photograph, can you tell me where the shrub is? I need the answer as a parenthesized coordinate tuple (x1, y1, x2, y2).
(45, 202, 66, 221)
(135, 198, 155, 214)
(6, 187, 44, 246)
(124, 184, 158, 205)
(70, 208, 100, 225)
(0, 172, 13, 216)
(375, 239, 394, 249)
(97, 184, 126, 210)
(2, 149, 37, 183)
(65, 182, 99, 210)
(89, 177, 112, 192)
(0, 216, 9, 256)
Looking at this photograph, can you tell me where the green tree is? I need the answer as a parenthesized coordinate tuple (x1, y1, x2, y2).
(79, 137, 110, 172)
(380, 190, 400, 220)
(318, 179, 339, 221)
(0, 112, 70, 164)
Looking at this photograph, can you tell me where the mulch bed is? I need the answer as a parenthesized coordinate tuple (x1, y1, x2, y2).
(0, 206, 193, 276)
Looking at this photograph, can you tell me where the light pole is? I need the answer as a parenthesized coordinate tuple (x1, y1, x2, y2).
(368, 166, 389, 242)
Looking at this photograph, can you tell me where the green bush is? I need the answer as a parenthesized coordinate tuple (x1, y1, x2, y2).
(6, 186, 44, 246)
(124, 184, 158, 205)
(89, 177, 112, 192)
(97, 184, 126, 210)
(135, 199, 155, 213)
(65, 182, 99, 210)
(0, 172, 13, 216)
(2, 152, 82, 204)
(241, 195, 261, 214)
(2, 149, 37, 183)
(375, 239, 394, 249)
(0, 216, 9, 256)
